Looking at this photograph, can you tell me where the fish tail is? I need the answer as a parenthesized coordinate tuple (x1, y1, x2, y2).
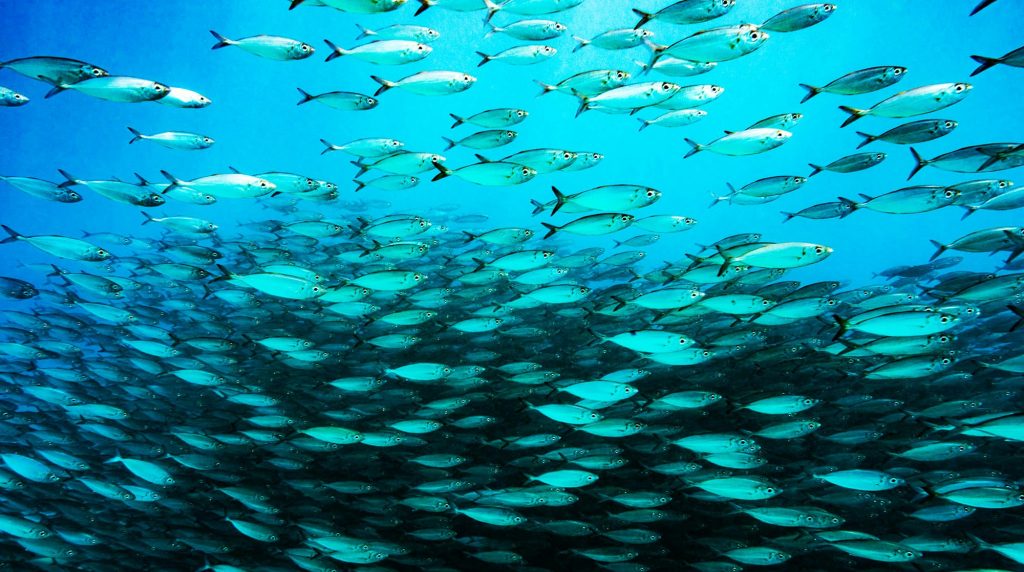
(209, 30, 233, 49)
(637, 118, 650, 132)
(370, 75, 395, 97)
(798, 83, 821, 103)
(355, 24, 374, 40)
(414, 0, 435, 16)
(550, 186, 567, 216)
(970, 0, 997, 16)
(781, 212, 796, 223)
(288, 0, 306, 9)
(534, 80, 555, 97)
(540, 222, 559, 240)
(0, 225, 21, 244)
(319, 139, 339, 155)
(854, 131, 876, 149)
(837, 196, 860, 213)
(907, 147, 928, 180)
(474, 153, 491, 163)
(475, 51, 491, 67)
(969, 54, 1001, 76)
(644, 41, 666, 69)
(56, 169, 79, 188)
(43, 78, 67, 99)
(484, 23, 501, 39)
(633, 60, 650, 76)
(324, 39, 345, 62)
(159, 169, 183, 191)
(683, 138, 703, 159)
(140, 211, 156, 226)
(135, 172, 150, 186)
(632, 8, 653, 29)
(807, 163, 823, 177)
(296, 88, 316, 105)
(959, 205, 977, 220)
(461, 231, 478, 244)
(353, 179, 366, 192)
(529, 199, 546, 217)
(430, 160, 451, 182)
(574, 97, 590, 118)
(1008, 304, 1024, 332)
(442, 137, 456, 151)
(351, 160, 369, 178)
(483, 0, 501, 23)
(831, 315, 849, 341)
(611, 296, 628, 311)
(449, 113, 465, 128)
(928, 239, 948, 262)
(211, 264, 236, 283)
(838, 105, 866, 128)
(572, 36, 590, 53)
(127, 126, 144, 144)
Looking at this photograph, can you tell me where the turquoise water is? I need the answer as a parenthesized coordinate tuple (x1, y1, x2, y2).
(1, 0, 1024, 569)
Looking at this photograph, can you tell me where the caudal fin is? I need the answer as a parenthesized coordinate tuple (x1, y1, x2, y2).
(838, 105, 867, 128)
(1008, 305, 1024, 333)
(127, 127, 144, 144)
(970, 54, 1001, 76)
(855, 131, 877, 149)
(907, 147, 929, 180)
(370, 75, 395, 97)
(140, 211, 156, 226)
(442, 137, 457, 151)
(572, 36, 590, 53)
(0, 225, 22, 244)
(808, 163, 824, 177)
(320, 139, 339, 155)
(449, 113, 465, 128)
(637, 118, 651, 132)
(550, 186, 568, 216)
(632, 8, 654, 29)
(541, 222, 559, 240)
(296, 88, 315, 105)
(534, 80, 556, 97)
(798, 84, 821, 104)
(324, 39, 345, 62)
(475, 51, 491, 67)
(430, 161, 451, 182)
(355, 24, 375, 40)
(970, 0, 998, 16)
(929, 239, 948, 262)
(530, 199, 546, 217)
(683, 138, 703, 159)
(353, 179, 366, 192)
(209, 30, 233, 50)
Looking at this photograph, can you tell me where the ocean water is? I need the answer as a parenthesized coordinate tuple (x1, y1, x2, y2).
(1, 0, 1024, 570)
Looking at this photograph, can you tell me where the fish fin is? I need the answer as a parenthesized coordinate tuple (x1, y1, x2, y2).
(969, 54, 1001, 76)
(350, 160, 369, 179)
(540, 222, 559, 240)
(715, 246, 735, 277)
(683, 138, 703, 159)
(781, 212, 796, 223)
(56, 169, 79, 188)
(483, 0, 501, 23)
(572, 36, 590, 53)
(461, 231, 478, 244)
(288, 0, 305, 9)
(838, 105, 867, 128)
(550, 186, 567, 216)
(127, 126, 143, 144)
(430, 160, 451, 182)
(319, 139, 338, 155)
(370, 75, 395, 97)
(352, 333, 365, 348)
(414, 0, 432, 16)
(633, 59, 650, 76)
(798, 84, 821, 104)
(637, 118, 650, 131)
(573, 93, 590, 118)
(475, 51, 491, 67)
(928, 239, 948, 262)
(959, 206, 978, 220)
(1008, 304, 1024, 332)
(449, 113, 465, 128)
(474, 153, 491, 163)
(907, 147, 928, 180)
(534, 79, 556, 97)
(611, 296, 628, 311)
(159, 170, 183, 191)
(837, 196, 860, 213)
(530, 199, 546, 217)
(854, 131, 876, 149)
(42, 78, 67, 99)
(211, 264, 236, 283)
(0, 225, 21, 244)
(355, 24, 374, 40)
(857, 193, 873, 201)
(970, 0, 998, 15)
(977, 150, 1004, 171)
(632, 8, 653, 29)
(808, 163, 823, 177)
(296, 88, 315, 105)
(353, 179, 366, 192)
(836, 339, 860, 355)
(324, 39, 345, 62)
(484, 23, 501, 39)
(442, 137, 456, 151)
(831, 315, 849, 341)
(140, 211, 155, 226)
(209, 30, 233, 49)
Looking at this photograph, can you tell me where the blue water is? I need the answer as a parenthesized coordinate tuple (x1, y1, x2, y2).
(3, 0, 1024, 570)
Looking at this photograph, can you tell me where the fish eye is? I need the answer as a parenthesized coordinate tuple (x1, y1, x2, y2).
(616, 71, 625, 78)
(955, 84, 965, 92)
(815, 246, 825, 254)
(463, 75, 471, 81)
(301, 45, 310, 51)
(889, 477, 899, 483)
(945, 121, 954, 128)
(893, 68, 903, 75)
(661, 82, 671, 90)
(750, 31, 760, 40)
(940, 315, 950, 323)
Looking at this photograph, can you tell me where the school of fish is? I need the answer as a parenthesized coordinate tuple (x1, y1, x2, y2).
(2, 0, 1024, 570)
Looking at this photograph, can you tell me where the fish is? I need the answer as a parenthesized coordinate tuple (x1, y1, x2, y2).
(296, 88, 377, 110)
(809, 152, 886, 176)
(486, 20, 566, 41)
(44, 76, 169, 102)
(573, 29, 653, 52)
(0, 55, 108, 86)
(632, 0, 735, 28)
(0, 86, 29, 106)
(323, 39, 431, 65)
(855, 119, 957, 148)
(431, 161, 536, 186)
(761, 3, 837, 32)
(970, 43, 1024, 75)
(370, 71, 476, 96)
(650, 24, 769, 64)
(210, 31, 315, 60)
(477, 45, 557, 67)
(685, 128, 792, 157)
(839, 83, 972, 127)
(356, 23, 440, 43)
(799, 65, 907, 103)
(126, 127, 214, 150)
